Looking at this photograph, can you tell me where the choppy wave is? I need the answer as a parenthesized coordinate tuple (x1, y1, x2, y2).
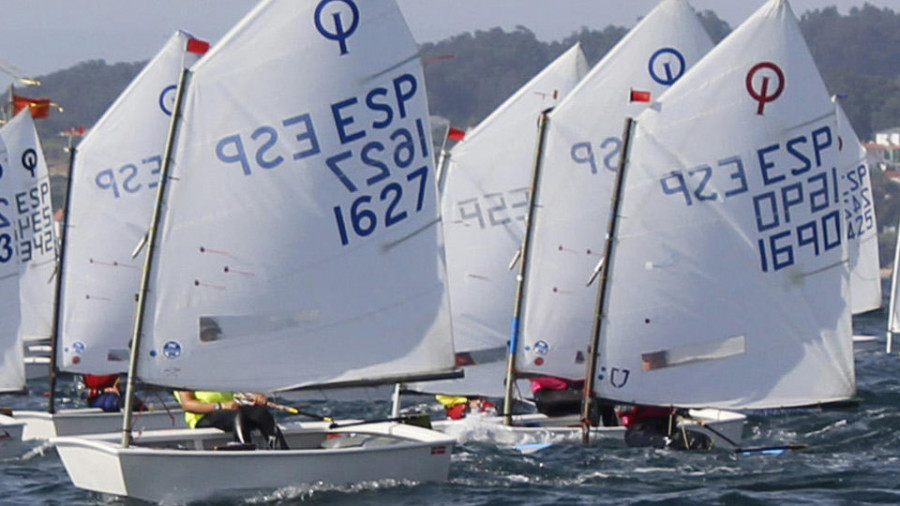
(2, 304, 899, 504)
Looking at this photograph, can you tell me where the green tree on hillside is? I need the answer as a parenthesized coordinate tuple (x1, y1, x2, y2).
(9, 4, 900, 265)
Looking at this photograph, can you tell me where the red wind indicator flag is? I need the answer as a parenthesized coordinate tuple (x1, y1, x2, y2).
(629, 89, 652, 103)
(447, 127, 466, 141)
(186, 38, 210, 55)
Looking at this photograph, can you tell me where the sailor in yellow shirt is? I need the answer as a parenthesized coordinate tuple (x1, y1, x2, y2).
(175, 391, 288, 449)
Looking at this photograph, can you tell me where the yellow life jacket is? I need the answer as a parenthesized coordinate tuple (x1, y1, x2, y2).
(174, 391, 234, 428)
(435, 394, 468, 408)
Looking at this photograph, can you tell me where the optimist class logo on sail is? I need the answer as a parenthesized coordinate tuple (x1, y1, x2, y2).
(159, 85, 177, 116)
(648, 48, 686, 86)
(746, 62, 785, 115)
(315, 0, 360, 56)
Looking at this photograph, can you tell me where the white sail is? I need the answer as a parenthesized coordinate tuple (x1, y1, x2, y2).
(515, 0, 714, 380)
(57, 31, 207, 374)
(835, 104, 880, 314)
(891, 230, 900, 336)
(0, 128, 24, 391)
(1, 111, 56, 346)
(136, 0, 454, 392)
(425, 43, 588, 396)
(596, 0, 854, 409)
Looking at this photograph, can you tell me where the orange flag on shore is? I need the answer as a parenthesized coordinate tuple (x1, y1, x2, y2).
(13, 94, 55, 119)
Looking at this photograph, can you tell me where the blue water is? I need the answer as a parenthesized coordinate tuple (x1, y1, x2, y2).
(2, 306, 898, 505)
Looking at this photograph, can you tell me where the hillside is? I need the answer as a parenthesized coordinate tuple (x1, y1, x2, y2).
(12, 3, 900, 262)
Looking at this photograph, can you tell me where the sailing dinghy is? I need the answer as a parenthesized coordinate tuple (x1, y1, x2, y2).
(890, 232, 900, 350)
(9, 31, 202, 444)
(593, 0, 855, 419)
(2, 110, 55, 360)
(0, 112, 29, 458)
(835, 103, 881, 318)
(408, 43, 588, 404)
(832, 102, 882, 343)
(54, 1, 457, 502)
(457, 0, 744, 447)
(15, 112, 56, 380)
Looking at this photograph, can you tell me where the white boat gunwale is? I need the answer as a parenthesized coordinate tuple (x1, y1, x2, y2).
(431, 408, 746, 449)
(54, 421, 455, 456)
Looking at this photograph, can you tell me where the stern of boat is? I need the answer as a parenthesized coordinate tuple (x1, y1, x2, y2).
(53, 436, 128, 497)
(0, 415, 27, 459)
(686, 408, 746, 448)
(13, 411, 57, 441)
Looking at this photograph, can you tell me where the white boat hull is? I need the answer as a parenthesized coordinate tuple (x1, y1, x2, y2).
(432, 408, 746, 450)
(54, 421, 454, 503)
(0, 415, 26, 460)
(15, 407, 186, 440)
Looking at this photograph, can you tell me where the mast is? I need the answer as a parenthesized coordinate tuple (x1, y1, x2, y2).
(390, 383, 403, 418)
(581, 117, 635, 444)
(120, 66, 190, 447)
(46, 131, 79, 414)
(888, 230, 900, 353)
(435, 123, 452, 192)
(502, 108, 553, 422)
(435, 149, 451, 193)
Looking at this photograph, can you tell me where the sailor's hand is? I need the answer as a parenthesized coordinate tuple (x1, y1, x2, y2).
(244, 392, 268, 406)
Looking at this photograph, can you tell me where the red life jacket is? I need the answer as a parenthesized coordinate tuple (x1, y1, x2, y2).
(83, 374, 119, 402)
(446, 403, 468, 420)
(619, 406, 672, 427)
(445, 399, 495, 420)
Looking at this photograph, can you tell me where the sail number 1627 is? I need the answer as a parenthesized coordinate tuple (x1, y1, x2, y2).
(333, 165, 428, 246)
(330, 120, 431, 246)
